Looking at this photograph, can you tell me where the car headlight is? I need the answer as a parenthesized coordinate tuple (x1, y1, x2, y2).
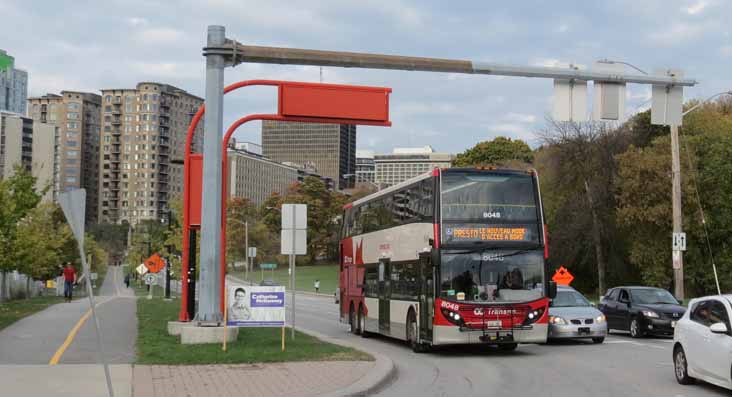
(549, 315, 567, 325)
(596, 315, 606, 323)
(642, 310, 659, 318)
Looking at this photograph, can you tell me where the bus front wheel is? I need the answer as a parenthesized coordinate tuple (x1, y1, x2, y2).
(407, 311, 429, 353)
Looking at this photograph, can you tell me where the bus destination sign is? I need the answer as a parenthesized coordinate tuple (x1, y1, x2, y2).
(446, 227, 529, 241)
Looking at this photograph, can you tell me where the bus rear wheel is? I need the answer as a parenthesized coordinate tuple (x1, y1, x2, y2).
(349, 304, 358, 334)
(359, 305, 369, 338)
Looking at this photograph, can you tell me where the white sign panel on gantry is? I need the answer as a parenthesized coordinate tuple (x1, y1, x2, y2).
(226, 283, 286, 327)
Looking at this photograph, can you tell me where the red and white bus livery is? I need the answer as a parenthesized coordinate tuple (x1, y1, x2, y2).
(339, 168, 556, 351)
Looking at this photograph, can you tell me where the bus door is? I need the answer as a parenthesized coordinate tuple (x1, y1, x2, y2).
(378, 258, 391, 334)
(418, 252, 433, 342)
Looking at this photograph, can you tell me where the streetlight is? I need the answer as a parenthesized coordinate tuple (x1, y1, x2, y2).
(229, 218, 250, 281)
(161, 209, 175, 299)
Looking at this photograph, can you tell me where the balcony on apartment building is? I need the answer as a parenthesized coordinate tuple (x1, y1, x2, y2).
(111, 117, 122, 125)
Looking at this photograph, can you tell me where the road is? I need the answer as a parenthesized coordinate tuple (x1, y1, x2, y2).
(285, 292, 730, 397)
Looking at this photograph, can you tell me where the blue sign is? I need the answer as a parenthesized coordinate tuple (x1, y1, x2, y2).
(251, 292, 285, 307)
(226, 284, 286, 327)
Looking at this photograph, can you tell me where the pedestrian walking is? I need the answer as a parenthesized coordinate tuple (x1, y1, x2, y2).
(124, 273, 131, 288)
(314, 279, 320, 294)
(62, 262, 76, 302)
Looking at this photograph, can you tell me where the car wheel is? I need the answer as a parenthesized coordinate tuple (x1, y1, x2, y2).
(629, 317, 643, 338)
(674, 346, 694, 385)
(592, 337, 605, 344)
(498, 343, 518, 351)
(407, 311, 428, 353)
(359, 305, 369, 338)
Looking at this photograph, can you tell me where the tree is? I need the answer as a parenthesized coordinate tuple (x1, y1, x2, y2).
(89, 222, 129, 267)
(0, 167, 43, 299)
(453, 136, 533, 167)
(537, 120, 632, 297)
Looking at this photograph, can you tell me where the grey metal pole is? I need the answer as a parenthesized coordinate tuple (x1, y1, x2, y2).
(671, 124, 684, 300)
(244, 221, 249, 282)
(197, 25, 226, 323)
(80, 246, 114, 397)
(221, 43, 698, 87)
(291, 206, 296, 340)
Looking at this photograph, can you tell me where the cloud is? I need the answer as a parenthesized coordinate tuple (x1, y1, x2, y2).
(504, 112, 537, 123)
(647, 22, 707, 46)
(126, 17, 148, 26)
(682, 0, 709, 15)
(134, 28, 186, 45)
(719, 46, 732, 57)
(557, 24, 570, 33)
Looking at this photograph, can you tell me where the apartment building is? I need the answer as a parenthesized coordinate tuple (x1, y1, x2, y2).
(0, 50, 27, 114)
(97, 82, 203, 225)
(374, 146, 453, 187)
(261, 121, 356, 190)
(0, 111, 58, 201)
(27, 92, 100, 213)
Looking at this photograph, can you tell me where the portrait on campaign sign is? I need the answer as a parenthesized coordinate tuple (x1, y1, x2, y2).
(226, 284, 286, 327)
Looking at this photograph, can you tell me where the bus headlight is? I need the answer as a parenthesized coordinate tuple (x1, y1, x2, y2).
(523, 307, 545, 326)
(440, 308, 464, 326)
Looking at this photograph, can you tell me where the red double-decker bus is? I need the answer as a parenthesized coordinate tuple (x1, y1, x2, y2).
(339, 168, 556, 352)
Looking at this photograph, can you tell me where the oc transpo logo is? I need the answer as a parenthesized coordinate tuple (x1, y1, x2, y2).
(474, 308, 517, 316)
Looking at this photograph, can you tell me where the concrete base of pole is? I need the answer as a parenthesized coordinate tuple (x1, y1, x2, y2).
(167, 321, 192, 336)
(181, 325, 238, 344)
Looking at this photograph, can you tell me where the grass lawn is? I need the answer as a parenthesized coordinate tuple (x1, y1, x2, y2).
(232, 264, 339, 295)
(0, 295, 65, 331)
(136, 296, 370, 365)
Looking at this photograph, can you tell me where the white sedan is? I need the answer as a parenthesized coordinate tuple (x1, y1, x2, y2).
(673, 294, 732, 390)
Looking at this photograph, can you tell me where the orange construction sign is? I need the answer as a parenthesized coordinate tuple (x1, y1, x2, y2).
(552, 266, 574, 286)
(144, 253, 165, 273)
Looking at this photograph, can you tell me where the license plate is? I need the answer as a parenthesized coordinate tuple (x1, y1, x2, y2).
(486, 320, 502, 328)
(671, 321, 676, 328)
(578, 327, 591, 334)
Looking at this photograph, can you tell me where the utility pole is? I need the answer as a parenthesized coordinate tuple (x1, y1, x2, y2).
(670, 124, 684, 300)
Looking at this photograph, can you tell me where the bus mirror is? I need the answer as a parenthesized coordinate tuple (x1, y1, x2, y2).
(428, 238, 434, 246)
(548, 281, 557, 299)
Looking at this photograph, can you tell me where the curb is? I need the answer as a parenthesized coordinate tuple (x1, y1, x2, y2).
(226, 275, 396, 396)
(296, 327, 396, 397)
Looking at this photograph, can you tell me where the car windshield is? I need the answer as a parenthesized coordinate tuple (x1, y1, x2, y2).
(552, 290, 592, 307)
(631, 288, 678, 304)
(440, 249, 544, 303)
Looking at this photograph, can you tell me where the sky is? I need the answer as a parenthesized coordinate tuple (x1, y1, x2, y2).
(2, 0, 731, 155)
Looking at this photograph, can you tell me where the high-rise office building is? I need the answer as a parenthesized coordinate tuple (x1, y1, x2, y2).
(97, 82, 203, 225)
(374, 146, 453, 187)
(0, 111, 58, 202)
(227, 147, 299, 205)
(261, 121, 356, 190)
(28, 91, 102, 221)
(0, 50, 27, 115)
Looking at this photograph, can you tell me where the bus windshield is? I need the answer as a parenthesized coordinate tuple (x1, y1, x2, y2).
(440, 249, 544, 303)
(441, 171, 538, 223)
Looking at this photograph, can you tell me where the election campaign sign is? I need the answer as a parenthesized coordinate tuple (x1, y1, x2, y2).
(226, 284, 285, 327)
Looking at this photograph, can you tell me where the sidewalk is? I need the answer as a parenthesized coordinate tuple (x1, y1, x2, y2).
(132, 361, 374, 397)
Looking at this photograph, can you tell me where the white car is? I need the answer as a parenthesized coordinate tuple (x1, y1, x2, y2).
(673, 294, 732, 390)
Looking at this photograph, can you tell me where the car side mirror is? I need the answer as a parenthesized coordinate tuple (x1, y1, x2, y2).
(710, 322, 729, 334)
(547, 281, 557, 299)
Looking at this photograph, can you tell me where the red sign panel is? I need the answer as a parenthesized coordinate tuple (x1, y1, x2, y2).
(189, 154, 203, 227)
(552, 266, 574, 286)
(279, 82, 391, 125)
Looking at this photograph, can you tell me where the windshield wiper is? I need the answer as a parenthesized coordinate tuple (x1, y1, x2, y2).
(445, 246, 542, 256)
